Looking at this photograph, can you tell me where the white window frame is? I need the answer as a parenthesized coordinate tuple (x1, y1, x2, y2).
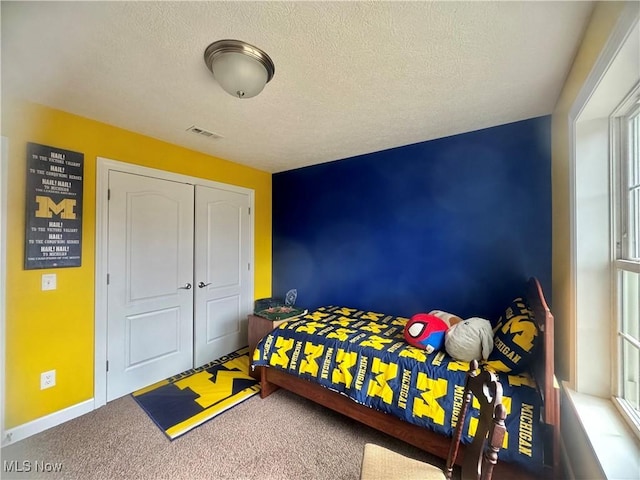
(611, 86, 640, 438)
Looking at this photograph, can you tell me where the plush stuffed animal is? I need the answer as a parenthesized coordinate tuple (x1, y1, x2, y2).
(403, 313, 449, 354)
(428, 310, 463, 328)
(443, 317, 494, 362)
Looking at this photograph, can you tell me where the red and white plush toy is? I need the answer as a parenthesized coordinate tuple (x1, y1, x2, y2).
(403, 313, 448, 354)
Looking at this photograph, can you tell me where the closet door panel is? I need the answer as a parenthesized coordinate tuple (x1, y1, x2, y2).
(107, 171, 194, 401)
(194, 184, 251, 366)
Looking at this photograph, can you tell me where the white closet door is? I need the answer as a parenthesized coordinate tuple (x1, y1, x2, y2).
(107, 171, 194, 401)
(194, 184, 251, 367)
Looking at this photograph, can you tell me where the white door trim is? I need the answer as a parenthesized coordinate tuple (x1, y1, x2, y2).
(1, 137, 8, 444)
(94, 157, 255, 408)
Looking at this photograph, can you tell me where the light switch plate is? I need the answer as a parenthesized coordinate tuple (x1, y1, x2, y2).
(42, 273, 56, 291)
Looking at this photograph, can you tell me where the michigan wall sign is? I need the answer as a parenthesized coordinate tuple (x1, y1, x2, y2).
(25, 142, 84, 269)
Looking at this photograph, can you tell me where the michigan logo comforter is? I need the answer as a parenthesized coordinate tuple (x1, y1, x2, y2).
(253, 306, 543, 474)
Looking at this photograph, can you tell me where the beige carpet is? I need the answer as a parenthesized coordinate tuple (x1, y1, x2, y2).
(1, 389, 445, 480)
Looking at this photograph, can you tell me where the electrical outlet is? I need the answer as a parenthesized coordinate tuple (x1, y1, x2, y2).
(42, 273, 57, 291)
(41, 370, 56, 390)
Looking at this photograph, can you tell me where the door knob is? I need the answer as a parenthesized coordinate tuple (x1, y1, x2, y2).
(178, 283, 192, 290)
(198, 282, 212, 288)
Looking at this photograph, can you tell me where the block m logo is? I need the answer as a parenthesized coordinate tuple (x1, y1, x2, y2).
(35, 196, 77, 219)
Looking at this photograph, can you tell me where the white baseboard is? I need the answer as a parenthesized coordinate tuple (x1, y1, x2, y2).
(1, 399, 95, 447)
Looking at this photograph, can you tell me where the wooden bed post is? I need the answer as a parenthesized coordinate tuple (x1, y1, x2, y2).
(528, 277, 560, 477)
(259, 363, 280, 398)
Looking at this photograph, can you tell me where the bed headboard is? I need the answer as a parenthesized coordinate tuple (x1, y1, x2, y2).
(527, 277, 560, 470)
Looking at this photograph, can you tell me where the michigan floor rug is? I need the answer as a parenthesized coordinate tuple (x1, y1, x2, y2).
(132, 346, 260, 440)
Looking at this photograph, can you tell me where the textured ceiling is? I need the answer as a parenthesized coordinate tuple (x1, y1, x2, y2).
(1, 1, 594, 173)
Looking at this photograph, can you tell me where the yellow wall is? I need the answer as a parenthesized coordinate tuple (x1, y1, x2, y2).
(551, 1, 625, 383)
(1, 98, 272, 428)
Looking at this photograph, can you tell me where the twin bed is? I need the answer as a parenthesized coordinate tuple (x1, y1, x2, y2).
(251, 277, 559, 479)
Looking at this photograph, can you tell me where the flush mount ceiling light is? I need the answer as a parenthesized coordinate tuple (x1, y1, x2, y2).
(204, 39, 275, 99)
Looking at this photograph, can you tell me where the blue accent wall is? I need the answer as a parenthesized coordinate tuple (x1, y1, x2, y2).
(273, 116, 551, 321)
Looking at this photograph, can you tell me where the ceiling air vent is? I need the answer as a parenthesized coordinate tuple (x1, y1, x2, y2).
(186, 125, 223, 139)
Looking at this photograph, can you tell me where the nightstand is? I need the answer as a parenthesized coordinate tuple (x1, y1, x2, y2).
(248, 314, 288, 380)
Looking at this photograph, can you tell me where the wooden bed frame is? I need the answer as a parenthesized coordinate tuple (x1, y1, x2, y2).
(256, 277, 560, 480)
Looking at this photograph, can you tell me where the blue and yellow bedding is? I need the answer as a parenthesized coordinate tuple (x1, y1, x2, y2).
(253, 306, 544, 474)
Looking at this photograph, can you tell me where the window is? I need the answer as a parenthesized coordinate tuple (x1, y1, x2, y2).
(613, 85, 640, 437)
(565, 7, 640, 476)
